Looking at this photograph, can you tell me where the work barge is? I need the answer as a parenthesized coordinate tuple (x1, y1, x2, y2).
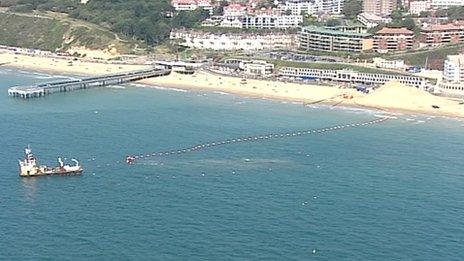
(7, 67, 171, 99)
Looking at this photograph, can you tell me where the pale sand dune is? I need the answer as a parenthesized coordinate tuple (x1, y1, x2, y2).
(66, 46, 120, 60)
(1, 52, 463, 118)
(354, 81, 464, 117)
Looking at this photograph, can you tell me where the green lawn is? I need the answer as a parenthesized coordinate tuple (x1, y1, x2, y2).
(384, 43, 464, 67)
(0, 13, 69, 51)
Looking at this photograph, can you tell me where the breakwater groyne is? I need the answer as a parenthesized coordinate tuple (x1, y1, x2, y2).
(8, 67, 171, 99)
(126, 116, 392, 164)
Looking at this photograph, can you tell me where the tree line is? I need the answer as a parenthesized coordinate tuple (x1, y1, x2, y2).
(0, 0, 210, 45)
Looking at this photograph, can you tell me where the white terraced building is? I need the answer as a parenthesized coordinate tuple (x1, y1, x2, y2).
(218, 15, 303, 29)
(431, 0, 464, 8)
(436, 81, 464, 96)
(240, 15, 303, 29)
(278, 1, 316, 15)
(278, 0, 344, 15)
(279, 67, 432, 89)
(170, 30, 296, 50)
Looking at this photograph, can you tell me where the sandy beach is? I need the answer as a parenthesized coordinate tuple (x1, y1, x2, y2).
(140, 71, 357, 104)
(0, 51, 149, 76)
(1, 51, 463, 118)
(141, 72, 464, 118)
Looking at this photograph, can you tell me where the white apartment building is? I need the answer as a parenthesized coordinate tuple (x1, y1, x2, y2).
(409, 1, 431, 15)
(278, 1, 316, 15)
(319, 0, 344, 14)
(170, 30, 296, 51)
(401, 0, 410, 8)
(443, 54, 464, 82)
(357, 12, 392, 28)
(277, 0, 344, 15)
(241, 60, 275, 76)
(431, 0, 464, 8)
(373, 58, 405, 69)
(241, 15, 303, 29)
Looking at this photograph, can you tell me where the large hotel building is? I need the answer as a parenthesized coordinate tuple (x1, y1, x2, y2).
(298, 26, 373, 53)
(363, 0, 397, 16)
(374, 27, 414, 53)
(421, 23, 464, 47)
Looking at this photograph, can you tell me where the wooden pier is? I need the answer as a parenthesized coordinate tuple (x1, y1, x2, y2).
(7, 67, 171, 99)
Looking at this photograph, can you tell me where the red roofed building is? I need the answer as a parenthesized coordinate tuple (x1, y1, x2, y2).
(374, 27, 414, 53)
(421, 23, 464, 47)
(223, 3, 247, 17)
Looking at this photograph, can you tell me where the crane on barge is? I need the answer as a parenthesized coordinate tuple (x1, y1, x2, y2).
(18, 146, 83, 177)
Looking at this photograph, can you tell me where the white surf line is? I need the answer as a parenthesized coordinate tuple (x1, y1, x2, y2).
(129, 117, 391, 162)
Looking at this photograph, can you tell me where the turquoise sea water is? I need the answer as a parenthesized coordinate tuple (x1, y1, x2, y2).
(1, 68, 464, 260)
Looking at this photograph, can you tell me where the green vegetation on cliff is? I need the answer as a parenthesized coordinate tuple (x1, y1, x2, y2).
(0, 12, 68, 51)
(0, 11, 137, 53)
(0, 0, 207, 45)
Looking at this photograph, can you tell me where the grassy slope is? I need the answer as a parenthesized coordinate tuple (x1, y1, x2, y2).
(0, 12, 139, 53)
(0, 13, 69, 51)
(385, 44, 464, 67)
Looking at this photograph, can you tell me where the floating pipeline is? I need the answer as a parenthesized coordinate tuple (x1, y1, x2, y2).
(125, 115, 393, 164)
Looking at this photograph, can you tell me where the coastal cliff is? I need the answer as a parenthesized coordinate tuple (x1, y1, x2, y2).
(0, 11, 136, 57)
